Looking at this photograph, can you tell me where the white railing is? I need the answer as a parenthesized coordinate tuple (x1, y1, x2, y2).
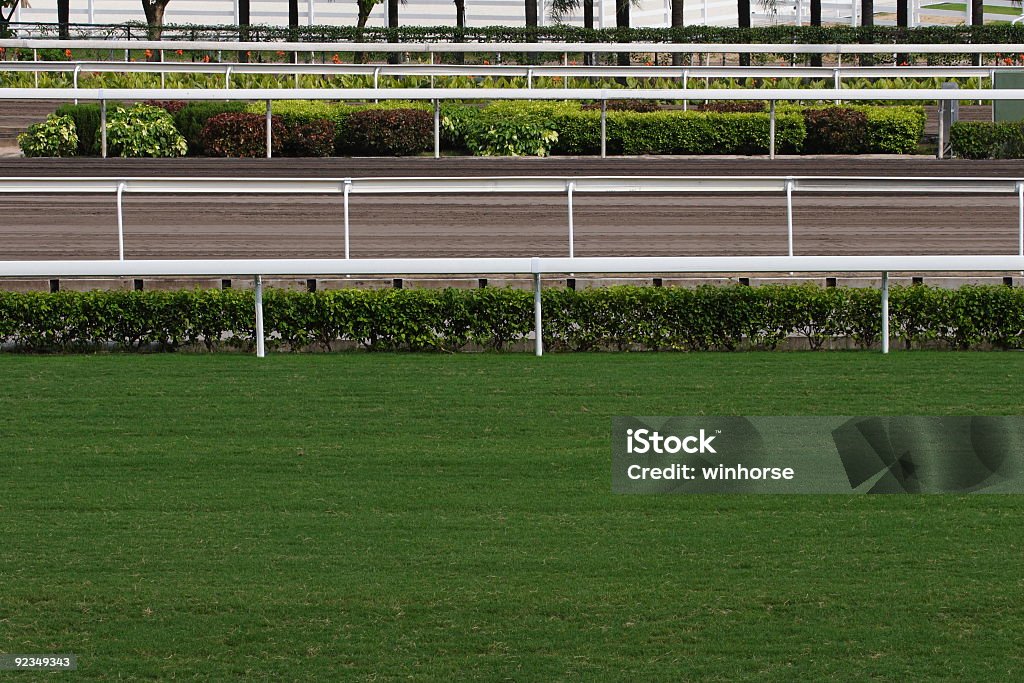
(3, 39, 1024, 58)
(0, 60, 1005, 93)
(4, 175, 1022, 263)
(2, 255, 1022, 357)
(3, 174, 1024, 357)
(0, 85, 1015, 159)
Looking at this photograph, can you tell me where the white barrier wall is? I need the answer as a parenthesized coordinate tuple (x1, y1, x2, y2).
(13, 0, 737, 29)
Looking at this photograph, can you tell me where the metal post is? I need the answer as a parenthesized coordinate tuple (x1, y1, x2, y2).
(433, 99, 440, 159)
(373, 67, 380, 102)
(533, 271, 543, 357)
(100, 99, 107, 158)
(116, 181, 126, 260)
(833, 68, 840, 104)
(937, 99, 944, 159)
(786, 177, 794, 256)
(343, 179, 352, 259)
(682, 69, 688, 111)
(254, 275, 265, 358)
(600, 100, 607, 158)
(73, 65, 81, 103)
(33, 47, 38, 87)
(769, 100, 777, 159)
(881, 271, 890, 354)
(527, 68, 533, 89)
(265, 100, 272, 159)
(225, 65, 232, 89)
(567, 181, 575, 258)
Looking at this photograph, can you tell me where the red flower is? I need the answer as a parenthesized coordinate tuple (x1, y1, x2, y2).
(64, 48, 72, 58)
(175, 49, 184, 56)
(331, 53, 341, 64)
(144, 49, 153, 58)
(202, 55, 211, 63)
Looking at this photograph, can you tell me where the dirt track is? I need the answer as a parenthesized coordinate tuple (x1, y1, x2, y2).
(1, 157, 1022, 260)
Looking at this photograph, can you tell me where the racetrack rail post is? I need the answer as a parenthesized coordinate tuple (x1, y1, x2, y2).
(882, 271, 890, 355)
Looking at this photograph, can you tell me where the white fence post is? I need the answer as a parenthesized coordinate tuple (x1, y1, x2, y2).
(265, 99, 272, 159)
(769, 100, 777, 159)
(433, 98, 440, 159)
(100, 99, 107, 158)
(116, 181, 126, 261)
(786, 177, 794, 256)
(881, 271, 890, 354)
(254, 274, 265, 358)
(1018, 181, 1023, 256)
(343, 179, 352, 259)
(567, 181, 576, 258)
(533, 259, 543, 357)
(600, 99, 607, 158)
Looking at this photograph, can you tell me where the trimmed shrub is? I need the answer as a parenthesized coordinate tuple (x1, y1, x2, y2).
(861, 105, 926, 154)
(464, 101, 579, 157)
(144, 100, 189, 114)
(802, 107, 869, 155)
(582, 99, 659, 113)
(171, 101, 250, 155)
(106, 104, 187, 158)
(283, 119, 336, 157)
(345, 108, 433, 156)
(3, 284, 1023, 353)
(201, 112, 287, 157)
(606, 111, 805, 155)
(951, 121, 1024, 159)
(18, 113, 78, 157)
(698, 101, 766, 113)
(54, 102, 111, 156)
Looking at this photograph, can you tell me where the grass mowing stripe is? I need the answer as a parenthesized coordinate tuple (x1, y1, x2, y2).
(1, 353, 1023, 680)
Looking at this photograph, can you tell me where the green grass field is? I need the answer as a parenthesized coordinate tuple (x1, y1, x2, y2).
(2, 353, 1023, 680)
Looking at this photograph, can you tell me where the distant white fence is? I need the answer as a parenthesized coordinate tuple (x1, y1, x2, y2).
(9, 0, 737, 30)
(3, 174, 1024, 356)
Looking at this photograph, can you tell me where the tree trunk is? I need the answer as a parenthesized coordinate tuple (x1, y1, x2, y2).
(737, 0, 750, 66)
(971, 0, 983, 25)
(810, 0, 821, 66)
(896, 0, 908, 65)
(289, 0, 299, 28)
(525, 0, 538, 29)
(387, 0, 400, 64)
(58, 0, 70, 39)
(354, 2, 371, 64)
(239, 0, 250, 63)
(671, 0, 684, 66)
(454, 0, 466, 65)
(142, 0, 167, 41)
(616, 0, 630, 67)
(860, 0, 873, 66)
(584, 0, 594, 65)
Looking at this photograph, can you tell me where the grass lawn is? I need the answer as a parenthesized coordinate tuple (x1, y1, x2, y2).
(922, 1, 1023, 15)
(1, 352, 1023, 680)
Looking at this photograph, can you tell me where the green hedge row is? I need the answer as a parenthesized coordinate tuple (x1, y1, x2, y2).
(2, 284, 1022, 353)
(37, 101, 923, 157)
(950, 121, 1024, 159)
(25, 20, 1024, 49)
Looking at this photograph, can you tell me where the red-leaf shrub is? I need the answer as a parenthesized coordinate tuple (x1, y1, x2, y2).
(698, 101, 766, 113)
(201, 112, 286, 157)
(145, 100, 188, 114)
(802, 107, 869, 154)
(283, 119, 336, 157)
(344, 108, 432, 156)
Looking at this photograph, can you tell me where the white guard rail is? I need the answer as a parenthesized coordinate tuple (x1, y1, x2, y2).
(4, 174, 1024, 357)
(4, 38, 1024, 57)
(1, 85, 1019, 159)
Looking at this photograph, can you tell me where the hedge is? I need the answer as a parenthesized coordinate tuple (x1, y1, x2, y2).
(950, 121, 1024, 159)
(30, 20, 1024, 49)
(2, 284, 1023, 353)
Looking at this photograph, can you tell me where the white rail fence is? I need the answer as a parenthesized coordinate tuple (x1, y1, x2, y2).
(0, 60, 1008, 93)
(3, 174, 1024, 356)
(1, 85, 1018, 159)
(4, 39, 1024, 60)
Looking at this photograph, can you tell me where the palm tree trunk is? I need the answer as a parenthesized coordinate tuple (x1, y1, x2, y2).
(860, 0, 874, 66)
(737, 0, 750, 66)
(387, 0, 400, 64)
(810, 0, 821, 66)
(671, 0, 684, 66)
(584, 0, 595, 65)
(238, 0, 250, 63)
(616, 0, 630, 67)
(454, 0, 465, 65)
